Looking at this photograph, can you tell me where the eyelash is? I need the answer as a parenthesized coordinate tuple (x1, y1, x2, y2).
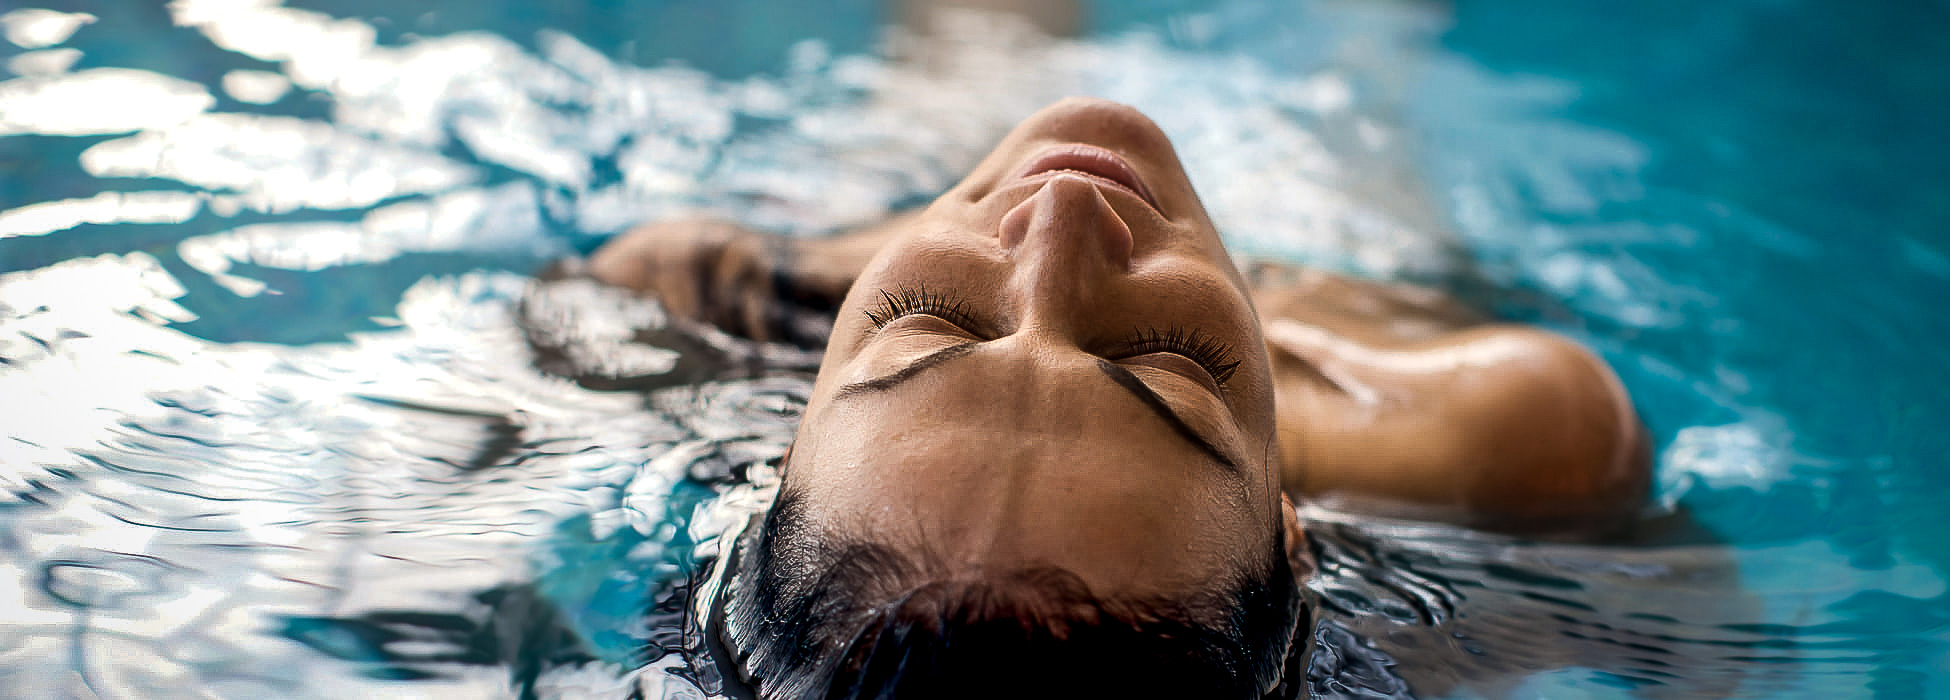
(863, 285, 1242, 388)
(862, 284, 986, 333)
(1126, 326, 1242, 388)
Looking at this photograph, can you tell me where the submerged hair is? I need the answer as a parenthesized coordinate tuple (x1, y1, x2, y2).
(717, 489, 1306, 699)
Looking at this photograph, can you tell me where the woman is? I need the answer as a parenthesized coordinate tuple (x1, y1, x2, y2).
(585, 98, 1649, 698)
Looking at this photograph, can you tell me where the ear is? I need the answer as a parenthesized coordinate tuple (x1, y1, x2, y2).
(1280, 493, 1314, 580)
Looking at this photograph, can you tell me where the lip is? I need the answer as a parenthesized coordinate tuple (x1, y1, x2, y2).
(1008, 144, 1161, 213)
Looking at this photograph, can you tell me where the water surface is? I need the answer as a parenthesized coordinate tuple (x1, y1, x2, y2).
(2, 1, 1946, 697)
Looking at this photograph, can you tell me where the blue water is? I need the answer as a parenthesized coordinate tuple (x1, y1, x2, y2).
(2, 0, 1946, 697)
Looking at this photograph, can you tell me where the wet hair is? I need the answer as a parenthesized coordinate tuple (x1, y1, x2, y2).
(717, 489, 1306, 699)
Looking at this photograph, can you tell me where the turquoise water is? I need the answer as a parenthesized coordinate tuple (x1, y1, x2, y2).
(2, 0, 1946, 697)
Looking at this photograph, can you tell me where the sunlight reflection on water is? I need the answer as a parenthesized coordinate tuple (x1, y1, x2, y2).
(2, 0, 1943, 697)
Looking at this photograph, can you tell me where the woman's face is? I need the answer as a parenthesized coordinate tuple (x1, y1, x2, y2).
(787, 98, 1286, 596)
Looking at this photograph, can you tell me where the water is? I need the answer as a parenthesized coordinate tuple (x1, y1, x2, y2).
(2, 0, 1945, 697)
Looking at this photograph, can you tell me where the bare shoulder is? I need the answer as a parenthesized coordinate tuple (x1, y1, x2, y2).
(1255, 260, 1651, 535)
(1244, 261, 1486, 345)
(1444, 325, 1651, 531)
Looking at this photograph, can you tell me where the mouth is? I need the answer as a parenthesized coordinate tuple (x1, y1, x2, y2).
(1009, 144, 1161, 213)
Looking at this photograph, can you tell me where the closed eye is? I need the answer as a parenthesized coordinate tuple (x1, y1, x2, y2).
(862, 284, 989, 336)
(1124, 326, 1241, 388)
(863, 284, 1240, 389)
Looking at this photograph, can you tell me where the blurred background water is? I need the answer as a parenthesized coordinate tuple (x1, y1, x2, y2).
(1, 0, 1946, 698)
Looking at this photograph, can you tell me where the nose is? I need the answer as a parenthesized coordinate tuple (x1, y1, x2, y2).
(998, 174, 1135, 298)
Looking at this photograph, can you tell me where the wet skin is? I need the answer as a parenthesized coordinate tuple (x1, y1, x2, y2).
(591, 98, 1649, 595)
(789, 98, 1297, 596)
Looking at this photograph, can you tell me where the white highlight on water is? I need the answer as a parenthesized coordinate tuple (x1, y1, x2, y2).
(0, 8, 94, 49)
(220, 69, 293, 104)
(5, 47, 81, 76)
(0, 191, 205, 239)
(0, 68, 213, 136)
(79, 113, 481, 213)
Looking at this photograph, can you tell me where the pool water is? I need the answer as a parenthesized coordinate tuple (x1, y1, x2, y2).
(2, 0, 1946, 697)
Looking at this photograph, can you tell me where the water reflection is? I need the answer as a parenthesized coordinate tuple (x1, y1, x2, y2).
(0, 262, 799, 696)
(0, 67, 213, 136)
(176, 182, 548, 296)
(1306, 512, 1764, 698)
(1, 8, 95, 50)
(2, 0, 1941, 697)
(81, 113, 483, 214)
(0, 190, 204, 240)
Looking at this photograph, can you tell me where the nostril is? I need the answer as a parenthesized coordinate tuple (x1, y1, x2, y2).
(998, 174, 1134, 272)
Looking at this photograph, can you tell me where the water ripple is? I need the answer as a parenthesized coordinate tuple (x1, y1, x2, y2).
(1, 0, 1940, 696)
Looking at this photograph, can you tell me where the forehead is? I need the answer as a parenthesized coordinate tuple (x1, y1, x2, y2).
(787, 344, 1271, 595)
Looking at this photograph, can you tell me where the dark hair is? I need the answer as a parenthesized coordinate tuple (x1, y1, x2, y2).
(716, 489, 1306, 699)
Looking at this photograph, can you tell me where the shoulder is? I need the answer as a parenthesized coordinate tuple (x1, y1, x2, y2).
(1436, 326, 1651, 533)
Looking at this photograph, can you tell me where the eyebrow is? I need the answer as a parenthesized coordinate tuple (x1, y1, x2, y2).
(831, 343, 1240, 471)
(1093, 359, 1240, 471)
(831, 342, 982, 400)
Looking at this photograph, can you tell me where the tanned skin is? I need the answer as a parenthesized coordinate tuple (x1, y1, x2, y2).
(591, 189, 1647, 536)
